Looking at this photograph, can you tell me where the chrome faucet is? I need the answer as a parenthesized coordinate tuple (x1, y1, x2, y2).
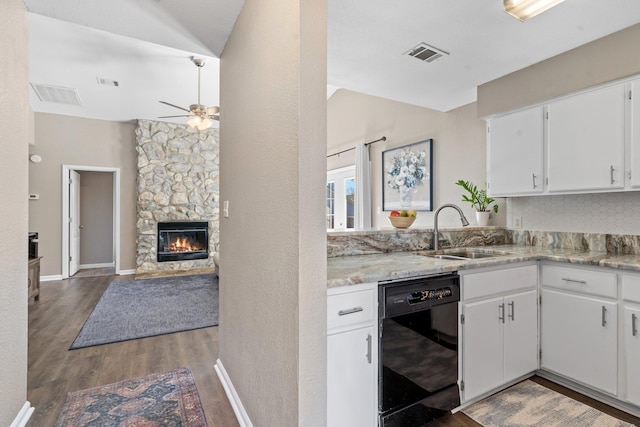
(433, 204, 470, 251)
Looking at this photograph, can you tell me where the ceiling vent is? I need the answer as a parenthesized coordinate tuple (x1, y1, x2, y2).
(405, 43, 449, 63)
(97, 77, 119, 87)
(30, 83, 82, 106)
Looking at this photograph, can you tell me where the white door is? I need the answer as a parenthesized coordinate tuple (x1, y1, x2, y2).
(547, 83, 625, 192)
(625, 305, 640, 405)
(327, 326, 376, 427)
(69, 170, 81, 276)
(462, 296, 504, 401)
(541, 289, 617, 395)
(327, 166, 356, 230)
(504, 290, 538, 382)
(487, 106, 544, 196)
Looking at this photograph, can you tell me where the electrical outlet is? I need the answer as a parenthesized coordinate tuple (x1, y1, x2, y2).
(514, 216, 522, 229)
(377, 206, 382, 215)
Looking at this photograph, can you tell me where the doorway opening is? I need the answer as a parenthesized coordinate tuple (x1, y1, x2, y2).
(61, 165, 121, 279)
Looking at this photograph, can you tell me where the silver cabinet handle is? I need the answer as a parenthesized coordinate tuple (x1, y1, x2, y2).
(532, 173, 537, 189)
(562, 277, 587, 284)
(366, 333, 372, 364)
(338, 307, 363, 316)
(602, 306, 607, 327)
(611, 165, 615, 185)
(499, 303, 505, 323)
(633, 313, 638, 337)
(509, 301, 515, 321)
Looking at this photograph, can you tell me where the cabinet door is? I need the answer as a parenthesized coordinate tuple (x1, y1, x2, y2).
(630, 79, 640, 188)
(488, 106, 544, 196)
(462, 297, 504, 400)
(327, 326, 376, 427)
(541, 289, 617, 395)
(504, 290, 538, 383)
(547, 84, 625, 192)
(625, 305, 640, 405)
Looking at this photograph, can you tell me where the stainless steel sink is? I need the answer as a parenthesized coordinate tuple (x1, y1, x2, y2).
(424, 249, 507, 260)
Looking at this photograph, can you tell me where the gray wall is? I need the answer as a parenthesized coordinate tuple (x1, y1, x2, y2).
(79, 171, 114, 266)
(29, 113, 137, 276)
(0, 0, 29, 424)
(327, 90, 506, 228)
(219, 0, 327, 425)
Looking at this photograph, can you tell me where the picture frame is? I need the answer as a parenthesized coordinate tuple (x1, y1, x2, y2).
(382, 139, 433, 212)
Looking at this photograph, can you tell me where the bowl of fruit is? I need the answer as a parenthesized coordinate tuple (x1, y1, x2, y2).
(388, 209, 417, 228)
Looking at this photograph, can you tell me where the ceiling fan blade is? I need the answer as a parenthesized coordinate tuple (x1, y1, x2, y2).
(158, 115, 191, 118)
(159, 101, 191, 113)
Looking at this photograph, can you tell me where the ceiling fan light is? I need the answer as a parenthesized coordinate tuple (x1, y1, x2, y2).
(503, 0, 566, 21)
(197, 118, 212, 130)
(187, 116, 201, 128)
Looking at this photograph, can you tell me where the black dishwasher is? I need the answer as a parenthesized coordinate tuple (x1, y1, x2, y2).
(378, 273, 461, 427)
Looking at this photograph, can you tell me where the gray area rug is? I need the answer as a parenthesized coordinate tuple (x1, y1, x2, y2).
(463, 380, 636, 427)
(70, 274, 218, 349)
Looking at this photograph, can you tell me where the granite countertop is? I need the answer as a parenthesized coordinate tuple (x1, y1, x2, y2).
(327, 244, 640, 288)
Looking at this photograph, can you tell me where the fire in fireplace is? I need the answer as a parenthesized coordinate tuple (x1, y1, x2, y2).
(157, 221, 209, 262)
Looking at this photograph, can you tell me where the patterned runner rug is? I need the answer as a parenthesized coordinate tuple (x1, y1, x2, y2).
(463, 380, 635, 427)
(54, 367, 208, 427)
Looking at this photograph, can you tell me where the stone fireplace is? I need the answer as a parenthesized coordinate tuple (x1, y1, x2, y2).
(135, 120, 219, 274)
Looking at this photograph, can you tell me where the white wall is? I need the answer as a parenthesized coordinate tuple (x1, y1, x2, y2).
(327, 90, 506, 229)
(218, 0, 327, 425)
(0, 0, 29, 424)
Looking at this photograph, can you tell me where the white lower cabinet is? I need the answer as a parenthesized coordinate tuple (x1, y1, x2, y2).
(327, 283, 377, 427)
(624, 305, 640, 406)
(541, 289, 617, 394)
(461, 264, 538, 402)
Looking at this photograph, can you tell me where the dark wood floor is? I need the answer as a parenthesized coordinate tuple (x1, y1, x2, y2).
(27, 273, 239, 427)
(27, 273, 640, 426)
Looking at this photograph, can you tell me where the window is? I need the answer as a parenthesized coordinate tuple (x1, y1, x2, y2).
(327, 166, 356, 230)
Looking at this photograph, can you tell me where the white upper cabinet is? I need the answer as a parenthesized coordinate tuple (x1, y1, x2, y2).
(547, 83, 626, 193)
(630, 78, 640, 188)
(487, 106, 544, 196)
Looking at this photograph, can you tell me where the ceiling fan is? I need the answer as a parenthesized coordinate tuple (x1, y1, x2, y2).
(159, 56, 219, 130)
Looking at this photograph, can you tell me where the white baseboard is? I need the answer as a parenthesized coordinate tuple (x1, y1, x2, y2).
(118, 269, 136, 276)
(215, 359, 253, 427)
(10, 402, 34, 427)
(40, 274, 63, 282)
(79, 262, 115, 269)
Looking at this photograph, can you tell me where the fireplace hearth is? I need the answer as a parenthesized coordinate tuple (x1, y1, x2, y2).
(157, 221, 209, 262)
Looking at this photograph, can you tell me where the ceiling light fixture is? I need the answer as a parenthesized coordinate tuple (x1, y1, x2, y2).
(503, 0, 566, 21)
(159, 57, 219, 130)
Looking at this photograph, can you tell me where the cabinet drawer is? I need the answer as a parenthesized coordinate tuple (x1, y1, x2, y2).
(462, 264, 537, 301)
(328, 288, 375, 332)
(541, 264, 616, 298)
(622, 275, 640, 303)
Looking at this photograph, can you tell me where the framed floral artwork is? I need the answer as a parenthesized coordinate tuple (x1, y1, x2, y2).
(382, 139, 433, 211)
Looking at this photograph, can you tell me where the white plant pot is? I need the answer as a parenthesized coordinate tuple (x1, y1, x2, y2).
(476, 211, 491, 226)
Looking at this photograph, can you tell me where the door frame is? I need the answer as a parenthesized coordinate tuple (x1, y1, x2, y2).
(61, 165, 121, 279)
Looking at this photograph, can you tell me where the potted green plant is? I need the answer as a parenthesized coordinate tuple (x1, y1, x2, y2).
(455, 179, 498, 226)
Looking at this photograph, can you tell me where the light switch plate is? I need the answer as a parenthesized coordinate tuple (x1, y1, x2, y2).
(223, 200, 229, 218)
(514, 216, 522, 229)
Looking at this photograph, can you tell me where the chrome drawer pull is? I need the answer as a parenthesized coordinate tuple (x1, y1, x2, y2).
(561, 277, 587, 284)
(338, 307, 363, 316)
(602, 306, 607, 327)
(499, 303, 505, 324)
(509, 301, 515, 321)
(366, 333, 372, 364)
(532, 173, 537, 189)
(633, 313, 638, 337)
